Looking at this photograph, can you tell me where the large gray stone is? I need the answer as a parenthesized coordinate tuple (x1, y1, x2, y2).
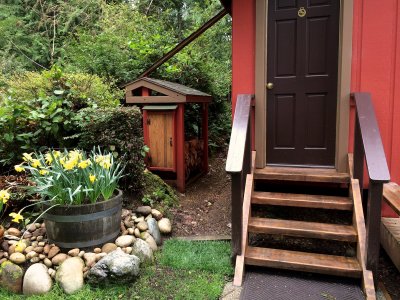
(0, 261, 23, 293)
(23, 263, 52, 295)
(87, 248, 140, 284)
(131, 239, 153, 264)
(147, 218, 162, 245)
(56, 257, 84, 294)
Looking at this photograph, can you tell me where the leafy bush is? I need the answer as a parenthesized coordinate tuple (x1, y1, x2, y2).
(0, 67, 121, 168)
(141, 170, 178, 209)
(77, 107, 145, 192)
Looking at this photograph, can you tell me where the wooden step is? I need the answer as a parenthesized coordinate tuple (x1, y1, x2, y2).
(254, 166, 350, 183)
(252, 192, 353, 211)
(245, 247, 362, 278)
(248, 217, 358, 242)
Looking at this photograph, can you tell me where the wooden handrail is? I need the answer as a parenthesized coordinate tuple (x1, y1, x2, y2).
(226, 94, 252, 258)
(351, 92, 390, 278)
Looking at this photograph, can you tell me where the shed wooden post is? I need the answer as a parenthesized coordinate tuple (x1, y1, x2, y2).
(176, 103, 186, 193)
(202, 103, 209, 173)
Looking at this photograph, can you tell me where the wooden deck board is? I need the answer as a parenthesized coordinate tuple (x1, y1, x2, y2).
(245, 247, 362, 278)
(252, 191, 353, 210)
(254, 166, 350, 183)
(248, 217, 358, 242)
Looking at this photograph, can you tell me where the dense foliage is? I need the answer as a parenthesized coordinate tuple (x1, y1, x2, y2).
(0, 67, 121, 167)
(141, 170, 178, 209)
(77, 107, 145, 191)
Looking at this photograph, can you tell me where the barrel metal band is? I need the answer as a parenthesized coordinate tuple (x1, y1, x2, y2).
(48, 230, 120, 248)
(43, 204, 121, 222)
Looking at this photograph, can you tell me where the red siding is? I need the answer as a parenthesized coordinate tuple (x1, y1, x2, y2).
(231, 0, 400, 216)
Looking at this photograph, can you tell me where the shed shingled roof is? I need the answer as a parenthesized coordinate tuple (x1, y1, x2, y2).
(124, 77, 211, 97)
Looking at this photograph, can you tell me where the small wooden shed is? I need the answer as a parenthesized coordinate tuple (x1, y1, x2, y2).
(123, 77, 212, 193)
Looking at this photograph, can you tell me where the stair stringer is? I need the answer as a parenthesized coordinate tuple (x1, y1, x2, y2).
(350, 179, 376, 300)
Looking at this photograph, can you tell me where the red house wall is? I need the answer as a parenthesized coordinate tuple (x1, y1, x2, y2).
(231, 0, 400, 216)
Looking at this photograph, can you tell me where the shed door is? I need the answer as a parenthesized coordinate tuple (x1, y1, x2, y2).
(148, 111, 174, 169)
(266, 0, 340, 167)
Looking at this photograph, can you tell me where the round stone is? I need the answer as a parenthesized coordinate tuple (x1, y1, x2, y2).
(101, 243, 117, 254)
(115, 235, 136, 248)
(51, 253, 68, 266)
(136, 206, 152, 216)
(47, 246, 60, 259)
(68, 248, 80, 257)
(151, 209, 163, 220)
(93, 248, 102, 254)
(136, 221, 148, 231)
(9, 252, 26, 264)
(23, 263, 52, 295)
(158, 218, 172, 234)
(7, 228, 21, 237)
(56, 257, 84, 295)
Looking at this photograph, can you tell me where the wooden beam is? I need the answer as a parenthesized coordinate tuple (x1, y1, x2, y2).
(383, 182, 400, 215)
(139, 9, 228, 77)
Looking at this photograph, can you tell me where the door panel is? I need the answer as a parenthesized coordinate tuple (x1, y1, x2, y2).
(267, 0, 339, 167)
(148, 111, 174, 169)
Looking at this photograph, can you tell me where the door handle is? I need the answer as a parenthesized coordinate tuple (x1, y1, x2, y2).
(170, 137, 173, 147)
(266, 82, 274, 90)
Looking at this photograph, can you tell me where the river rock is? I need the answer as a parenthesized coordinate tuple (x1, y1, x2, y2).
(147, 218, 162, 245)
(131, 239, 153, 264)
(134, 228, 141, 238)
(151, 209, 163, 220)
(115, 235, 135, 248)
(137, 221, 148, 231)
(43, 258, 52, 268)
(158, 218, 172, 234)
(43, 244, 51, 254)
(26, 251, 38, 260)
(56, 257, 84, 294)
(23, 263, 52, 295)
(83, 253, 96, 267)
(68, 248, 80, 257)
(94, 248, 102, 254)
(145, 235, 158, 252)
(26, 224, 36, 232)
(9, 252, 26, 264)
(7, 228, 21, 237)
(0, 261, 23, 293)
(101, 243, 117, 254)
(1, 241, 9, 252)
(47, 246, 60, 259)
(30, 257, 40, 263)
(87, 249, 140, 284)
(51, 253, 68, 266)
(136, 206, 152, 216)
(121, 208, 131, 219)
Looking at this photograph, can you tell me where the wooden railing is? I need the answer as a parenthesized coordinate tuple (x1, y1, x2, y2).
(351, 92, 390, 275)
(226, 94, 253, 258)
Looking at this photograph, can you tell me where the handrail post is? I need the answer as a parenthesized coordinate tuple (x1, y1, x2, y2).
(365, 180, 384, 276)
(231, 172, 243, 259)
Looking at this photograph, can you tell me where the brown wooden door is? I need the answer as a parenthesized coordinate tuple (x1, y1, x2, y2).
(267, 0, 340, 167)
(148, 111, 174, 169)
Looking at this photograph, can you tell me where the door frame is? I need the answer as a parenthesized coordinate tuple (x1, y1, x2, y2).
(255, 0, 353, 172)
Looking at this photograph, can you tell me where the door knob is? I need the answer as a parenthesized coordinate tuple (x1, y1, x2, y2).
(266, 82, 274, 90)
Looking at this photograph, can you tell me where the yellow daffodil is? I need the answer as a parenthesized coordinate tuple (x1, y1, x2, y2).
(14, 165, 24, 172)
(53, 150, 61, 158)
(9, 212, 23, 223)
(89, 174, 96, 183)
(22, 153, 33, 162)
(0, 190, 10, 204)
(64, 160, 76, 171)
(15, 240, 26, 253)
(39, 169, 49, 176)
(30, 159, 41, 168)
(59, 156, 66, 166)
(45, 153, 53, 165)
(78, 159, 91, 169)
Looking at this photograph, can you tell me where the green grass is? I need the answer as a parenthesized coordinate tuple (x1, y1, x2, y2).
(0, 240, 232, 300)
(160, 239, 234, 276)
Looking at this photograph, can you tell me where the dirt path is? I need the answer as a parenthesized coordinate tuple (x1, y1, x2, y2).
(171, 155, 232, 237)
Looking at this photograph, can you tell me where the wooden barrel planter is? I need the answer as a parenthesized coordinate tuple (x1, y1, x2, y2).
(43, 189, 122, 250)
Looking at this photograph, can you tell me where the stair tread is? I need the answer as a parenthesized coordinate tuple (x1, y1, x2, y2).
(248, 217, 357, 242)
(245, 246, 362, 278)
(252, 191, 353, 210)
(254, 167, 350, 183)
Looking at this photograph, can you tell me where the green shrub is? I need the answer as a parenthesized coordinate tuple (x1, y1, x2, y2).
(0, 67, 121, 168)
(141, 170, 178, 209)
(77, 107, 145, 192)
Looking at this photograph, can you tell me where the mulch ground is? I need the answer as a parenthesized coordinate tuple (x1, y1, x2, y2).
(170, 153, 232, 237)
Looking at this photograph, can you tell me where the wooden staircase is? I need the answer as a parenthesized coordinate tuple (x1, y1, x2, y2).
(233, 154, 376, 299)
